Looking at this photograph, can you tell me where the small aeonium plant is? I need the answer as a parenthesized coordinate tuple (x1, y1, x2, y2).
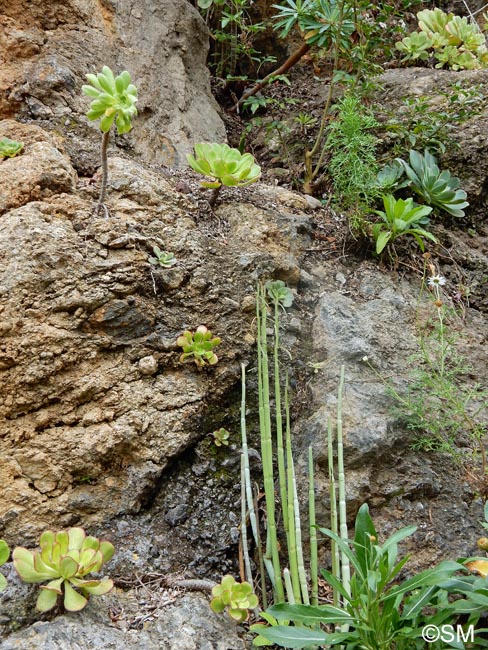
(13, 527, 114, 612)
(0, 137, 24, 159)
(82, 66, 138, 216)
(187, 143, 261, 206)
(148, 246, 177, 269)
(177, 326, 221, 367)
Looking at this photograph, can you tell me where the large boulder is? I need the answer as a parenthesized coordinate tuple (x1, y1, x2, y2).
(0, 0, 226, 168)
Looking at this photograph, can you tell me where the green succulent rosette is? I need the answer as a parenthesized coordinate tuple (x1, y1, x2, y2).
(187, 143, 261, 189)
(13, 527, 114, 612)
(82, 66, 138, 134)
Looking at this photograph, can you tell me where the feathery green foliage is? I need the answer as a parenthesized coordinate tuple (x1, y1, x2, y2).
(325, 95, 379, 211)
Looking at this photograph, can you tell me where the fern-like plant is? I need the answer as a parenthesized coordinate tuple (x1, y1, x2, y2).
(396, 149, 469, 217)
(324, 95, 379, 215)
(82, 66, 138, 216)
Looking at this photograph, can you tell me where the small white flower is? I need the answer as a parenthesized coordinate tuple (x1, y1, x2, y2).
(362, 356, 369, 362)
(428, 275, 446, 287)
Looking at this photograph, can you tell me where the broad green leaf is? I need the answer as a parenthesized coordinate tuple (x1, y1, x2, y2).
(252, 625, 328, 648)
(376, 230, 392, 254)
(0, 540, 9, 565)
(268, 603, 352, 625)
(64, 582, 88, 611)
(36, 586, 59, 612)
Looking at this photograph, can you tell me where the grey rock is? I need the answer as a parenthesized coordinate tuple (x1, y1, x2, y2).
(0, 594, 247, 649)
(1, 0, 225, 168)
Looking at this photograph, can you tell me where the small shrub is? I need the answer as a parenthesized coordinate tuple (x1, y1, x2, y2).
(0, 137, 24, 159)
(176, 326, 221, 367)
(210, 575, 258, 622)
(324, 95, 380, 214)
(13, 527, 114, 612)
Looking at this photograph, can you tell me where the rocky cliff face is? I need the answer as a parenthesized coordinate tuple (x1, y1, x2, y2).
(0, 117, 311, 546)
(1, 1, 488, 646)
(0, 0, 226, 167)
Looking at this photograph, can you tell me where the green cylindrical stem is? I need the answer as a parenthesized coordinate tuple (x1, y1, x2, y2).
(283, 568, 296, 605)
(240, 454, 253, 587)
(274, 298, 289, 538)
(308, 446, 318, 606)
(285, 378, 301, 603)
(292, 460, 309, 605)
(328, 416, 340, 606)
(241, 363, 267, 607)
(257, 284, 284, 602)
(337, 365, 351, 599)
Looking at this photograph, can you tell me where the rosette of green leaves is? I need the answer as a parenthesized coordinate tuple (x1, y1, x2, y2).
(177, 326, 221, 367)
(265, 280, 293, 308)
(0, 137, 24, 158)
(148, 246, 176, 268)
(395, 31, 433, 62)
(210, 575, 258, 623)
(371, 195, 436, 254)
(187, 143, 261, 189)
(12, 527, 114, 612)
(272, 0, 354, 50)
(82, 66, 138, 134)
(396, 149, 469, 217)
(212, 427, 231, 447)
(375, 161, 410, 193)
(0, 540, 9, 592)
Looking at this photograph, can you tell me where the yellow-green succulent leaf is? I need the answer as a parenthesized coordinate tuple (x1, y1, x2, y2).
(36, 586, 60, 612)
(64, 582, 88, 611)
